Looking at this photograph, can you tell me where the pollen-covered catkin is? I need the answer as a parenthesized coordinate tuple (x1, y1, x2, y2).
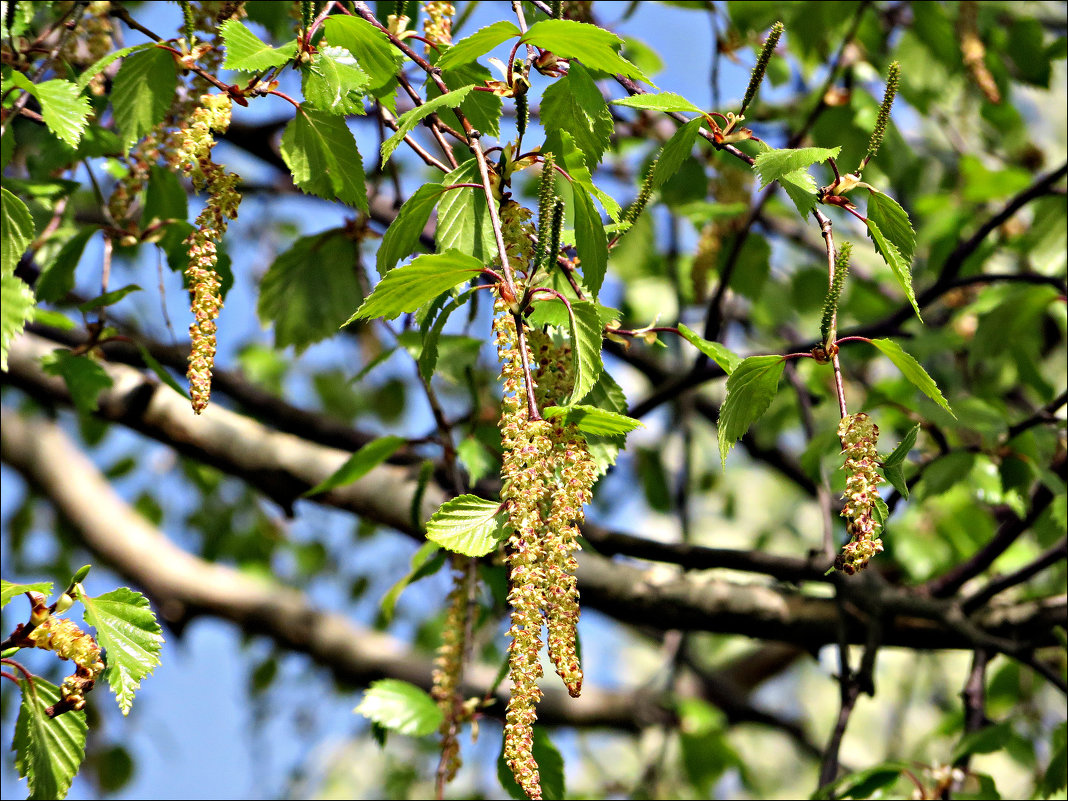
(431, 561, 469, 782)
(835, 413, 885, 574)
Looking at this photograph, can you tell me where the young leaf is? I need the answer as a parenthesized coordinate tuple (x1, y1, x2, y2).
(812, 762, 911, 800)
(425, 494, 507, 557)
(677, 323, 741, 374)
(74, 42, 155, 91)
(865, 219, 921, 321)
(320, 16, 402, 108)
(77, 587, 164, 715)
(355, 679, 444, 737)
(572, 185, 608, 298)
(301, 46, 371, 115)
(778, 169, 820, 217)
(2, 185, 36, 276)
(435, 161, 496, 261)
(345, 250, 482, 323)
(881, 423, 920, 499)
(0, 580, 54, 609)
(280, 107, 368, 211)
(6, 72, 91, 148)
(41, 351, 113, 416)
(717, 355, 785, 467)
(870, 339, 953, 415)
(303, 435, 407, 497)
(542, 404, 643, 436)
(541, 63, 613, 169)
(377, 183, 446, 275)
(521, 19, 650, 83)
(952, 722, 1015, 762)
(565, 300, 605, 405)
(111, 48, 178, 151)
(0, 273, 35, 371)
(866, 190, 915, 261)
(430, 60, 503, 138)
(379, 542, 446, 623)
(14, 676, 88, 801)
(36, 229, 95, 303)
(542, 129, 622, 220)
(135, 342, 189, 400)
(611, 92, 704, 114)
(652, 117, 704, 189)
(257, 228, 363, 351)
(753, 146, 841, 188)
(219, 19, 297, 71)
(77, 284, 142, 312)
(380, 86, 475, 164)
(418, 291, 471, 381)
(435, 20, 522, 70)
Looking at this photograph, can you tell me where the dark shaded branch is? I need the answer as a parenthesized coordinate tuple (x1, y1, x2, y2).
(962, 537, 1068, 614)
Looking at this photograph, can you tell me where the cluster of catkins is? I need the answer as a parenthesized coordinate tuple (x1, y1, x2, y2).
(494, 304, 596, 800)
(835, 413, 885, 574)
(22, 593, 105, 715)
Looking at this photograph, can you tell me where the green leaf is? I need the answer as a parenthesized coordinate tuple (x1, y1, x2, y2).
(377, 182, 445, 275)
(110, 48, 178, 151)
(380, 86, 474, 164)
(41, 350, 113, 416)
(2, 185, 36, 276)
(77, 284, 141, 312)
(881, 423, 919, 499)
(435, 20, 522, 70)
(717, 355, 785, 468)
(355, 679, 444, 737)
(431, 60, 502, 138)
(572, 185, 608, 298)
(778, 168, 820, 217)
(77, 587, 164, 715)
(652, 117, 703, 189)
(136, 342, 189, 400)
(303, 436, 407, 497)
(1039, 722, 1067, 798)
(346, 250, 482, 323)
(542, 129, 622, 221)
(142, 165, 188, 229)
(953, 722, 1015, 762)
(1, 273, 35, 371)
(866, 191, 915, 261)
(7, 71, 91, 148)
(498, 726, 566, 801)
(280, 106, 368, 211)
(379, 541, 446, 623)
(321, 16, 402, 108)
(74, 42, 156, 92)
(870, 338, 953, 416)
(457, 436, 496, 485)
(565, 300, 605, 405)
(1, 580, 53, 609)
(753, 146, 840, 188)
(521, 19, 650, 83)
(543, 404, 643, 436)
(426, 494, 507, 557)
(14, 676, 87, 800)
(865, 219, 921, 321)
(677, 323, 741, 374)
(611, 92, 704, 114)
(418, 291, 471, 382)
(435, 161, 496, 261)
(541, 63, 613, 169)
(219, 19, 297, 71)
(301, 45, 371, 115)
(257, 228, 363, 351)
(813, 762, 910, 800)
(35, 228, 94, 303)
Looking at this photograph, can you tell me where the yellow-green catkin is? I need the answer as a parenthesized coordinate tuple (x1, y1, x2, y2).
(431, 560, 469, 783)
(860, 61, 900, 170)
(835, 413, 885, 574)
(422, 1, 455, 48)
(739, 21, 783, 116)
(27, 615, 106, 711)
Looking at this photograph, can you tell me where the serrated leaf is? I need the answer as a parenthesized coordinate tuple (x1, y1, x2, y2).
(377, 182, 445, 275)
(572, 185, 608, 298)
(753, 146, 840, 188)
(74, 42, 156, 91)
(866, 191, 915, 261)
(1, 273, 35, 372)
(381, 86, 474, 164)
(257, 228, 363, 351)
(7, 72, 91, 148)
(542, 129, 622, 221)
(652, 117, 703, 189)
(77, 283, 141, 312)
(321, 16, 402, 109)
(435, 20, 522, 70)
(431, 60, 502, 138)
(435, 161, 496, 261)
(457, 436, 496, 485)
(541, 63, 613, 168)
(717, 355, 785, 468)
(498, 726, 566, 801)
(14, 676, 87, 800)
(1, 580, 53, 609)
(565, 300, 605, 405)
(870, 338, 953, 416)
(418, 291, 471, 381)
(41, 350, 112, 416)
(865, 218, 921, 321)
(36, 228, 94, 303)
(543, 404, 643, 436)
(526, 298, 618, 330)
(280, 106, 368, 211)
(355, 679, 443, 736)
(77, 587, 163, 715)
(677, 323, 741, 374)
(303, 435, 406, 497)
(882, 424, 920, 469)
(2, 185, 36, 276)
(611, 92, 704, 114)
(778, 169, 819, 217)
(301, 46, 370, 115)
(111, 48, 177, 151)
(346, 250, 482, 323)
(425, 495, 507, 557)
(220, 19, 298, 71)
(522, 19, 650, 84)
(379, 542, 445, 623)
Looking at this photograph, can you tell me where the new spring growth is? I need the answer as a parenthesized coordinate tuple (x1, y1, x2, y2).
(739, 21, 784, 116)
(835, 413, 885, 575)
(516, 93, 529, 140)
(819, 241, 851, 350)
(621, 158, 657, 229)
(532, 153, 557, 276)
(860, 61, 900, 172)
(431, 561, 470, 784)
(551, 0, 563, 19)
(179, 0, 196, 46)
